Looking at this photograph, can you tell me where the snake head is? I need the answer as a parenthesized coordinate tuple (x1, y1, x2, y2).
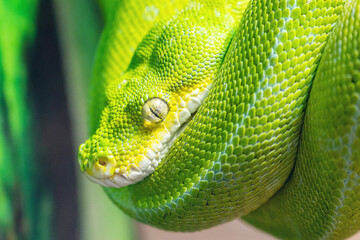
(78, 5, 236, 188)
(78, 78, 212, 187)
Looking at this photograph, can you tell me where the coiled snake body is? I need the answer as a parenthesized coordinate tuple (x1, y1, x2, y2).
(78, 0, 360, 239)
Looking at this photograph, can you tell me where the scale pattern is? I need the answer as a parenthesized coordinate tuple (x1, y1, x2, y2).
(89, 0, 190, 134)
(99, 0, 347, 232)
(244, 0, 360, 238)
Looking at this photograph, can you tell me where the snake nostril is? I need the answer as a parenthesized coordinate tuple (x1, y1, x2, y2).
(98, 158, 107, 166)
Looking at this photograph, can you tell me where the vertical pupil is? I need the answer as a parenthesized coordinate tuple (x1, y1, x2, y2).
(142, 97, 169, 122)
(149, 107, 162, 119)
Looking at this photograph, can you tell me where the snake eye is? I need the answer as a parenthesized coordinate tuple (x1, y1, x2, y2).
(142, 97, 169, 123)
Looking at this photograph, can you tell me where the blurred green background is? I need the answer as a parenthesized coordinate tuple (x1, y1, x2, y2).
(0, 0, 136, 239)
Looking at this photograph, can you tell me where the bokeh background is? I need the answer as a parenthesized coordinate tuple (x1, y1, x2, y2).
(1, 0, 360, 239)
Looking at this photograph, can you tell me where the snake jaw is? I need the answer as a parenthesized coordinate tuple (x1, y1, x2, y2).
(80, 143, 161, 188)
(80, 147, 155, 187)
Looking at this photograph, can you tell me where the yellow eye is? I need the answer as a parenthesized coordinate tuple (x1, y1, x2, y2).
(141, 97, 169, 123)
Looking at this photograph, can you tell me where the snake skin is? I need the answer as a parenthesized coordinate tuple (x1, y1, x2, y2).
(78, 0, 360, 238)
(244, 0, 360, 238)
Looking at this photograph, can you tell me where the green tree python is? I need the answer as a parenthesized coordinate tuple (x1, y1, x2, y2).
(77, 0, 360, 239)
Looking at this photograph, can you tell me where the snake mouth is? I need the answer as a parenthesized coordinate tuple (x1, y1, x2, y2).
(79, 84, 212, 188)
(81, 116, 194, 188)
(155, 110, 196, 163)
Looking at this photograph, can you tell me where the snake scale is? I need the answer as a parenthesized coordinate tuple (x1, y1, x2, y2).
(77, 0, 360, 239)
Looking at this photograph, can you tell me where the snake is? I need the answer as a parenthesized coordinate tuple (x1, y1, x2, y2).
(77, 0, 360, 239)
